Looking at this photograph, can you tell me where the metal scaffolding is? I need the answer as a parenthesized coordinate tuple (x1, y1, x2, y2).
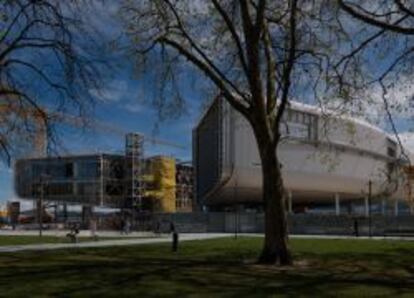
(125, 133, 145, 209)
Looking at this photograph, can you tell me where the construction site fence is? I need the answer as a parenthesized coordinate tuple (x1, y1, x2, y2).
(141, 213, 414, 236)
(8, 213, 414, 236)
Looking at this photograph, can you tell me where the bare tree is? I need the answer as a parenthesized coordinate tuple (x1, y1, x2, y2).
(120, 0, 342, 265)
(0, 0, 108, 162)
(335, 0, 414, 161)
(338, 0, 414, 35)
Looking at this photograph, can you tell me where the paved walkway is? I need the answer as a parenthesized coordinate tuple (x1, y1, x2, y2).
(0, 229, 154, 238)
(0, 233, 230, 253)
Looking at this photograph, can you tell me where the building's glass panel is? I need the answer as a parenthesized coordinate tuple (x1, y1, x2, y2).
(77, 182, 100, 196)
(281, 109, 317, 141)
(105, 181, 124, 196)
(386, 138, 397, 158)
(32, 164, 46, 178)
(108, 160, 124, 179)
(65, 163, 74, 177)
(77, 161, 99, 178)
(32, 162, 74, 179)
(47, 183, 73, 195)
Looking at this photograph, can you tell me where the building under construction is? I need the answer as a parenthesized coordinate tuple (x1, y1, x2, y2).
(14, 133, 194, 213)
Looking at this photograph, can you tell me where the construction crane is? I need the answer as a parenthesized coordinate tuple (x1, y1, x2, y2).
(50, 111, 186, 150)
(0, 103, 186, 158)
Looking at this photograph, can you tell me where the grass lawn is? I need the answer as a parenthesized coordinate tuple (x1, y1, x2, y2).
(0, 235, 125, 246)
(0, 237, 413, 297)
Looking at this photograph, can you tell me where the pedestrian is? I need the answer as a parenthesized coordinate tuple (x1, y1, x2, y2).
(170, 222, 178, 252)
(124, 217, 131, 235)
(120, 217, 125, 235)
(155, 221, 161, 236)
(354, 219, 359, 237)
(90, 217, 98, 240)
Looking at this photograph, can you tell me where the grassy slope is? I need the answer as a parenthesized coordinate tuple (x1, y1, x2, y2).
(0, 237, 413, 297)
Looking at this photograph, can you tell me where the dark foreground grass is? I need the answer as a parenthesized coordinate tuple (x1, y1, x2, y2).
(0, 237, 413, 297)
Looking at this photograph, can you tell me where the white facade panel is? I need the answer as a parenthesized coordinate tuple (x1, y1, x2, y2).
(195, 99, 411, 206)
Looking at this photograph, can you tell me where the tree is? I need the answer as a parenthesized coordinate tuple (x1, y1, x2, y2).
(336, 0, 414, 160)
(121, 0, 340, 265)
(338, 0, 414, 35)
(0, 0, 107, 162)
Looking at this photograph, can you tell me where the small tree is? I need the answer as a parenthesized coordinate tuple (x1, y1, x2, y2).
(121, 0, 342, 265)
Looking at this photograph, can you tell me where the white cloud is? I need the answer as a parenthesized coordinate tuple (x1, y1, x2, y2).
(322, 75, 413, 128)
(400, 132, 414, 152)
(90, 80, 128, 103)
(124, 103, 142, 113)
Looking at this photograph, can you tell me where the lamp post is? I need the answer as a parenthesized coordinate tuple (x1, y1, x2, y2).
(368, 180, 372, 238)
(38, 176, 44, 237)
(38, 174, 50, 237)
(234, 179, 238, 240)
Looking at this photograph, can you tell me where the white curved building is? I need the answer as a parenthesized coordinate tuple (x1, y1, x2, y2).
(193, 98, 413, 214)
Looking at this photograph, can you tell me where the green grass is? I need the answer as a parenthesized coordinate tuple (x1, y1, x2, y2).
(0, 237, 414, 297)
(0, 235, 125, 246)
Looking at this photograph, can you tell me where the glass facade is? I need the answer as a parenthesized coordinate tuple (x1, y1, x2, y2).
(77, 161, 99, 178)
(281, 108, 318, 141)
(15, 155, 126, 206)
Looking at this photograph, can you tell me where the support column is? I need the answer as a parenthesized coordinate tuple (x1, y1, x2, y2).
(288, 191, 293, 214)
(63, 203, 68, 223)
(335, 193, 340, 216)
(365, 196, 369, 217)
(394, 199, 399, 217)
(381, 199, 386, 215)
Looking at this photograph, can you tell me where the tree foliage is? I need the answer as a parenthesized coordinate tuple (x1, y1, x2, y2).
(336, 0, 414, 160)
(0, 0, 107, 162)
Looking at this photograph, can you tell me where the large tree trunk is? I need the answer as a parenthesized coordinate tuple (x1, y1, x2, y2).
(256, 138, 292, 266)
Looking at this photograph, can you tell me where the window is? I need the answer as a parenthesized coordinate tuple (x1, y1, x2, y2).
(281, 109, 317, 141)
(386, 138, 397, 158)
(77, 182, 99, 196)
(46, 183, 73, 195)
(65, 163, 73, 177)
(77, 161, 99, 178)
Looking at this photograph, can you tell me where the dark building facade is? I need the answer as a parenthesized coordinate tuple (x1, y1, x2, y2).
(15, 154, 127, 207)
(15, 154, 194, 211)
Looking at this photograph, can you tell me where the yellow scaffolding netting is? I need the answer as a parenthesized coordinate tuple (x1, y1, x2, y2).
(143, 156, 176, 213)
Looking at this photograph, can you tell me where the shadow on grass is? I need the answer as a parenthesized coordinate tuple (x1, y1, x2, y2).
(0, 238, 413, 297)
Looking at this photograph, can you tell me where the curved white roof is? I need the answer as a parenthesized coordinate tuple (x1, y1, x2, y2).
(289, 100, 414, 160)
(195, 97, 414, 159)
